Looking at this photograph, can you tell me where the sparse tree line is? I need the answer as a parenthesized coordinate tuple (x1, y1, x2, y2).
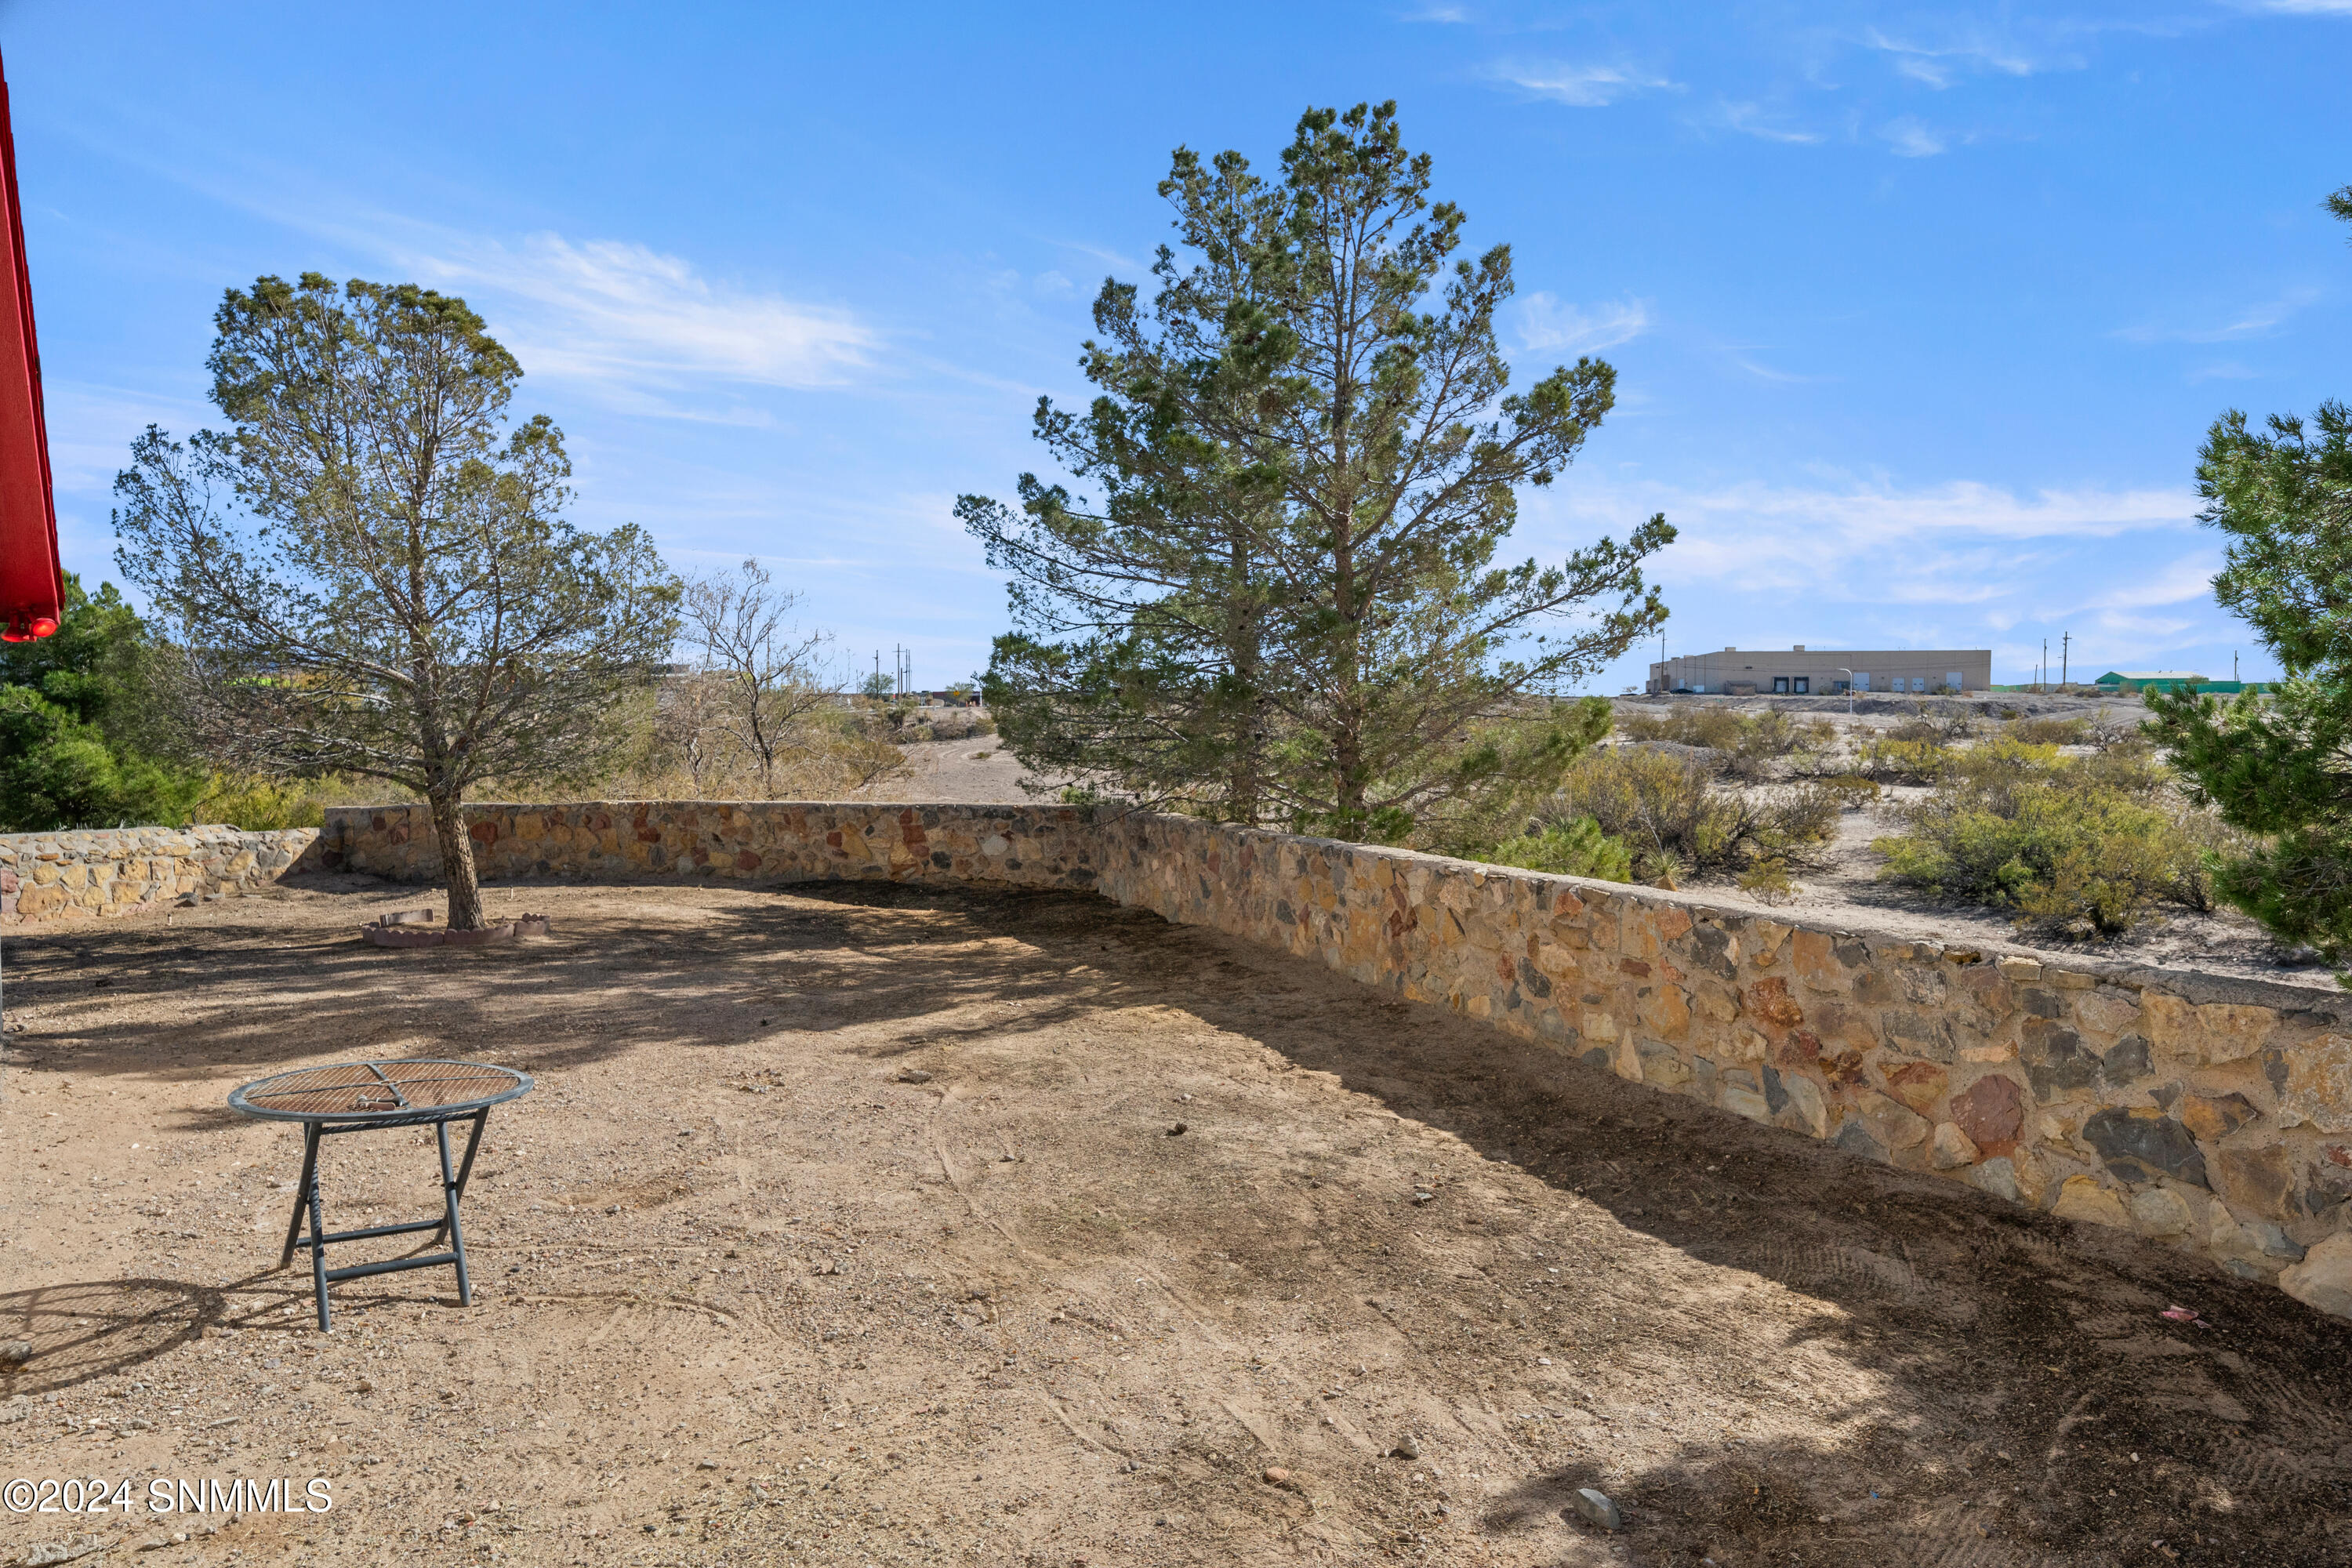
(9, 100, 2350, 971)
(2, 284, 922, 927)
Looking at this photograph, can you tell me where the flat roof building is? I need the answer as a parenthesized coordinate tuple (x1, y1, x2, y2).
(1647, 646, 1992, 696)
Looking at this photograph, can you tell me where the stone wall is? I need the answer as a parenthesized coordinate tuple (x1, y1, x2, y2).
(304, 801, 2352, 1316)
(0, 825, 321, 924)
(312, 802, 1104, 891)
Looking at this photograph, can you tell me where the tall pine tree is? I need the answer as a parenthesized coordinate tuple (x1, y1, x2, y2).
(964, 102, 1671, 846)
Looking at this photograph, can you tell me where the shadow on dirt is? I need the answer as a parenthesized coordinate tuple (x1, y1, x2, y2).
(810, 884, 2352, 1566)
(0, 1272, 447, 1399)
(9, 878, 2352, 1563)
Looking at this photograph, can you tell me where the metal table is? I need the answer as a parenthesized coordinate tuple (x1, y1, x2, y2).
(228, 1059, 534, 1331)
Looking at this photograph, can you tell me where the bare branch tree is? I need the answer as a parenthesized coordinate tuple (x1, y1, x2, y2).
(679, 557, 836, 797)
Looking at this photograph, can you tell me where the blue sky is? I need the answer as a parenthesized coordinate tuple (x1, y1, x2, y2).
(10, 2, 2349, 691)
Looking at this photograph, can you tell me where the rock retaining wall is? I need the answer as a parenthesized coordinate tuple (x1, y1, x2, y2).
(294, 801, 2352, 1317)
(0, 825, 321, 924)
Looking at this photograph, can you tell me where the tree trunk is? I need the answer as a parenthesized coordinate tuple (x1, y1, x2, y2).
(429, 790, 488, 931)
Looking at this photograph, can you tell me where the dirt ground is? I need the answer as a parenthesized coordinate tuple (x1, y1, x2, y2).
(5, 879, 2350, 1568)
(857, 740, 1037, 808)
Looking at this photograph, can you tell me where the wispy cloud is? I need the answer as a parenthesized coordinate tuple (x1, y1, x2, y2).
(1518, 293, 1651, 357)
(1718, 101, 1823, 144)
(1864, 27, 2042, 87)
(2187, 362, 2262, 383)
(404, 233, 874, 393)
(1730, 356, 1821, 383)
(1486, 60, 1679, 107)
(2078, 555, 2221, 611)
(2240, 1, 2352, 13)
(1402, 3, 1472, 20)
(2114, 287, 2319, 343)
(1534, 474, 2201, 604)
(1877, 116, 1947, 157)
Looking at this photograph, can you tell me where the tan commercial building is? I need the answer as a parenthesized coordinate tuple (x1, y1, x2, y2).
(1647, 646, 1992, 696)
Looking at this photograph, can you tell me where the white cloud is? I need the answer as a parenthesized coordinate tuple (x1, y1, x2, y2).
(2241, 0, 2352, 13)
(1730, 356, 1818, 383)
(1486, 60, 1678, 107)
(1403, 3, 1472, 20)
(1033, 270, 1075, 297)
(1531, 474, 2201, 610)
(42, 380, 212, 495)
(2114, 288, 2319, 344)
(401, 233, 874, 394)
(1719, 101, 1823, 144)
(1864, 27, 2045, 85)
(1518, 293, 1652, 357)
(1877, 116, 1947, 157)
(2078, 555, 2221, 611)
(2187, 362, 2262, 383)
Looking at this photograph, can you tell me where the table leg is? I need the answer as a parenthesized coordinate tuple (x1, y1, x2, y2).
(437, 1120, 474, 1308)
(307, 1170, 332, 1332)
(434, 1112, 490, 1245)
(279, 1123, 321, 1269)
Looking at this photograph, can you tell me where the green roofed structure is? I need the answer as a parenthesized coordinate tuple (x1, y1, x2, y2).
(2094, 670, 2207, 693)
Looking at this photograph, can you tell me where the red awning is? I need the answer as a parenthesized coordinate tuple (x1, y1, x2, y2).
(0, 49, 60, 643)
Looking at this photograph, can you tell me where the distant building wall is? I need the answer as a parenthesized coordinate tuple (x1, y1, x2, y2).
(1646, 648, 1993, 695)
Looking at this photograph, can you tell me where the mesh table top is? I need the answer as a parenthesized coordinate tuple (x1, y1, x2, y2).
(228, 1059, 533, 1124)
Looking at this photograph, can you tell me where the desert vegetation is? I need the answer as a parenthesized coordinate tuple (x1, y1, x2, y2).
(1871, 736, 2241, 938)
(1467, 695, 2261, 947)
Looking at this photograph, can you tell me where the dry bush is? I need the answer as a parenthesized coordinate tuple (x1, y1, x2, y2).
(1872, 740, 2244, 938)
(2005, 715, 2090, 746)
(1542, 747, 1840, 884)
(1737, 857, 1797, 905)
(1852, 738, 1955, 784)
(1613, 705, 1833, 782)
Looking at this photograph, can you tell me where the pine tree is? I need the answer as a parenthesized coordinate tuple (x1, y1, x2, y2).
(964, 102, 1671, 845)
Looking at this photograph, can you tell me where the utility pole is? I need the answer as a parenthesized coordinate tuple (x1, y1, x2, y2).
(2060, 632, 2070, 690)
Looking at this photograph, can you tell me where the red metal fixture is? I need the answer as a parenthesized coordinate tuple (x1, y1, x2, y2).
(0, 49, 60, 644)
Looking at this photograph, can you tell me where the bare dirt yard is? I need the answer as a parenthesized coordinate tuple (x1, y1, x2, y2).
(5, 878, 2350, 1568)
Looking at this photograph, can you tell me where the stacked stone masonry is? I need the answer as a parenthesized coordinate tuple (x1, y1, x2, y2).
(68, 801, 2352, 1318)
(0, 825, 320, 924)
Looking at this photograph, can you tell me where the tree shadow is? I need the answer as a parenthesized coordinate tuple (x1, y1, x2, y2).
(10, 878, 2352, 1560)
(0, 880, 1175, 1092)
(784, 884, 2352, 1565)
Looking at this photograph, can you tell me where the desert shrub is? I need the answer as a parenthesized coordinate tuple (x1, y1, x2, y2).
(1852, 738, 1955, 784)
(1477, 815, 1634, 882)
(1613, 705, 1744, 751)
(1886, 710, 1976, 743)
(1873, 746, 2236, 937)
(1543, 748, 1840, 882)
(192, 775, 329, 829)
(1737, 857, 1797, 905)
(1813, 773, 1882, 811)
(1612, 705, 1831, 781)
(2006, 715, 2090, 746)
